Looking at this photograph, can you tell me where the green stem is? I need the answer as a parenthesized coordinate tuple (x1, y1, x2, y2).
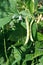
(31, 59, 34, 65)
(4, 37, 8, 61)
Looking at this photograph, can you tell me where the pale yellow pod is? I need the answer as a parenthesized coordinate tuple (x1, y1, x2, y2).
(24, 16, 30, 45)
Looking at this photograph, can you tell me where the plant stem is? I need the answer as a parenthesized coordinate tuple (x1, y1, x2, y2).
(4, 38, 8, 61)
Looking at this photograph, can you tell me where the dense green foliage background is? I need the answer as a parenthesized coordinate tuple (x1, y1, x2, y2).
(0, 0, 43, 65)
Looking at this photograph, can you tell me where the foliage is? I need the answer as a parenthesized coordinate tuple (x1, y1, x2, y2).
(0, 0, 43, 65)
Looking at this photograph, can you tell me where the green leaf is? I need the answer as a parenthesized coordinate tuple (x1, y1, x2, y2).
(9, 0, 18, 13)
(35, 41, 41, 49)
(12, 47, 21, 65)
(38, 6, 43, 14)
(0, 57, 4, 65)
(37, 32, 43, 41)
(21, 21, 26, 29)
(22, 54, 33, 65)
(39, 56, 43, 64)
(0, 15, 12, 27)
(32, 22, 37, 40)
(39, 21, 43, 27)
(25, 54, 33, 61)
(36, 56, 43, 65)
(14, 47, 21, 60)
(30, 0, 34, 13)
(20, 10, 31, 18)
(34, 0, 38, 10)
(34, 41, 43, 58)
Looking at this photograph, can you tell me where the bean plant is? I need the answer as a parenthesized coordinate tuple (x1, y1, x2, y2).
(0, 0, 43, 65)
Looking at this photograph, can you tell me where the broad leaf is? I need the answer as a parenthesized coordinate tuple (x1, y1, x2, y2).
(37, 32, 43, 41)
(0, 15, 12, 27)
(32, 22, 37, 40)
(30, 0, 34, 13)
(12, 47, 21, 65)
(9, 0, 18, 13)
